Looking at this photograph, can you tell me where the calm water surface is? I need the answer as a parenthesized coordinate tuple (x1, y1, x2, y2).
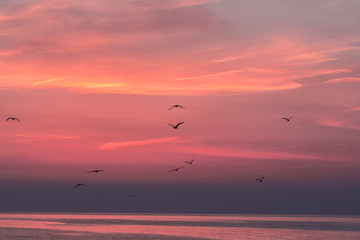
(0, 213, 359, 239)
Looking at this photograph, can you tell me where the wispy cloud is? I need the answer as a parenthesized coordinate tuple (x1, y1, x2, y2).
(182, 46, 226, 54)
(179, 145, 321, 160)
(317, 119, 344, 128)
(100, 137, 180, 150)
(12, 133, 80, 143)
(173, 69, 243, 81)
(324, 77, 360, 84)
(87, 83, 125, 88)
(34, 77, 67, 85)
(211, 56, 243, 63)
(345, 107, 360, 112)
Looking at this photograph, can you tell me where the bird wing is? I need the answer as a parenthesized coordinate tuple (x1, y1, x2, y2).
(175, 122, 184, 127)
(6, 118, 11, 121)
(185, 159, 195, 164)
(179, 106, 185, 109)
(15, 118, 20, 122)
(168, 123, 175, 127)
(169, 166, 184, 172)
(73, 184, 86, 189)
(168, 106, 174, 110)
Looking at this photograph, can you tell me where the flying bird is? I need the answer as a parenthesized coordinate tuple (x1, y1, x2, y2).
(281, 116, 293, 122)
(169, 122, 184, 129)
(6, 117, 20, 122)
(73, 184, 87, 190)
(255, 177, 265, 183)
(185, 159, 195, 165)
(168, 166, 184, 172)
(168, 105, 186, 110)
(87, 170, 104, 173)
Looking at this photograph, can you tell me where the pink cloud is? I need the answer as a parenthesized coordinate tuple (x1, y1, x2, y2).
(345, 107, 360, 112)
(317, 119, 344, 128)
(11, 134, 80, 143)
(324, 77, 360, 84)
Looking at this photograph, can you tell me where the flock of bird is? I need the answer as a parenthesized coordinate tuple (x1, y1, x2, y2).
(73, 104, 195, 190)
(167, 105, 195, 172)
(164, 106, 294, 184)
(5, 106, 294, 190)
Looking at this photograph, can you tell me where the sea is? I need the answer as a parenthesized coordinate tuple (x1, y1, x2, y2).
(0, 213, 359, 240)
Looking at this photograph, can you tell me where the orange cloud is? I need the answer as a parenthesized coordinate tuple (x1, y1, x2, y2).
(34, 77, 67, 85)
(173, 69, 244, 81)
(100, 137, 180, 150)
(211, 56, 244, 63)
(178, 145, 321, 160)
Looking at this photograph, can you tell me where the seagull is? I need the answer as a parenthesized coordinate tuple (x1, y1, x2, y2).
(168, 105, 186, 111)
(87, 170, 104, 173)
(6, 117, 20, 122)
(73, 184, 87, 190)
(169, 122, 184, 129)
(281, 116, 293, 122)
(168, 166, 184, 172)
(185, 159, 195, 165)
(255, 177, 265, 183)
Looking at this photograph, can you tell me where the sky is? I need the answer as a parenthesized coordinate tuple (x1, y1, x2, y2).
(0, 0, 360, 214)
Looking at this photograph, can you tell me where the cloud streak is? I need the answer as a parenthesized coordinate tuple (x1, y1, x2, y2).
(324, 77, 360, 84)
(173, 69, 244, 81)
(34, 77, 67, 85)
(99, 137, 180, 150)
(179, 145, 322, 161)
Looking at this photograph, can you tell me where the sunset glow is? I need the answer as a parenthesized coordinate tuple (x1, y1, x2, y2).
(1, 0, 360, 214)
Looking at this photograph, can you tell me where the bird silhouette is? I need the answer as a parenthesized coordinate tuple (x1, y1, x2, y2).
(281, 116, 293, 122)
(255, 177, 265, 183)
(168, 105, 186, 110)
(168, 166, 184, 172)
(185, 159, 195, 165)
(169, 122, 184, 129)
(6, 117, 20, 122)
(73, 184, 87, 190)
(87, 170, 104, 173)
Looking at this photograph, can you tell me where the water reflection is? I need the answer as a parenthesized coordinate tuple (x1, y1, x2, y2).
(0, 214, 359, 240)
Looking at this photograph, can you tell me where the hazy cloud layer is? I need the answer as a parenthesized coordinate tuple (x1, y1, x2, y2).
(0, 0, 359, 94)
